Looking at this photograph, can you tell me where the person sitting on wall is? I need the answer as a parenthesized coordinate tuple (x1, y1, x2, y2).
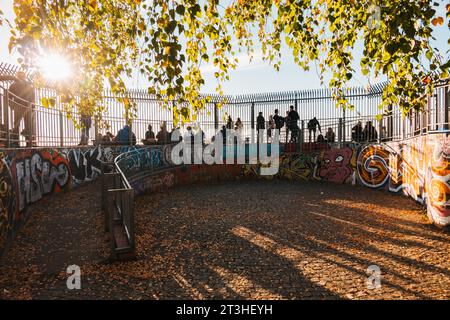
(325, 127, 335, 143)
(317, 133, 326, 143)
(156, 122, 170, 143)
(101, 131, 115, 144)
(351, 121, 364, 142)
(307, 116, 321, 143)
(114, 124, 136, 145)
(235, 118, 244, 143)
(142, 124, 156, 145)
(363, 121, 378, 142)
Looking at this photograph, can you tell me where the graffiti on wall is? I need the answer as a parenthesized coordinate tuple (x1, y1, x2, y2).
(243, 147, 356, 184)
(0, 152, 15, 253)
(65, 147, 114, 185)
(319, 148, 355, 184)
(11, 149, 71, 212)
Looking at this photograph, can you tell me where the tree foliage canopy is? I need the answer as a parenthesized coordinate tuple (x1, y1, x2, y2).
(3, 0, 450, 123)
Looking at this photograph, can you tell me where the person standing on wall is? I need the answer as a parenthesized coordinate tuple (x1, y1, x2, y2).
(288, 105, 300, 143)
(351, 121, 364, 143)
(285, 110, 290, 143)
(267, 115, 275, 142)
(256, 112, 265, 143)
(363, 121, 378, 142)
(0, 71, 36, 147)
(307, 116, 321, 143)
(79, 107, 92, 146)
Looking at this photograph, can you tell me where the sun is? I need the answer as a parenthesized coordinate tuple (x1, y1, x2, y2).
(38, 54, 73, 81)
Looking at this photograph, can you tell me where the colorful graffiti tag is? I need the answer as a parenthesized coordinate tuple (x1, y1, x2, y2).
(319, 148, 355, 184)
(11, 149, 71, 212)
(64, 147, 114, 185)
(2, 136, 450, 256)
(0, 145, 155, 255)
(0, 152, 15, 253)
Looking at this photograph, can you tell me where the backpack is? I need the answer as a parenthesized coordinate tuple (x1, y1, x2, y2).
(274, 115, 284, 129)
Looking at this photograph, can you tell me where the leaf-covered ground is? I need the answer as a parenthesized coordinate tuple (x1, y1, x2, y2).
(0, 179, 449, 300)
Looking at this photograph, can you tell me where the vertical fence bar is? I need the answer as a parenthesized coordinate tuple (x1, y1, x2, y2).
(4, 90, 10, 148)
(214, 102, 218, 131)
(59, 111, 64, 147)
(445, 85, 450, 130)
(251, 102, 255, 143)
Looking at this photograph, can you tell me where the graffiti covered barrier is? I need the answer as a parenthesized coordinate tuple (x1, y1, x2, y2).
(241, 134, 450, 227)
(0, 145, 153, 256)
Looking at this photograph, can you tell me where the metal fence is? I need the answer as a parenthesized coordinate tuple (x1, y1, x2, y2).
(1, 61, 449, 149)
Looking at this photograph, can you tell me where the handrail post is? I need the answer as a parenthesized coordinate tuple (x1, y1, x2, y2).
(126, 189, 135, 249)
(103, 171, 120, 232)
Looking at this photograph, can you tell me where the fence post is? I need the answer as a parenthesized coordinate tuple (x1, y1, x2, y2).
(445, 85, 449, 130)
(402, 115, 406, 140)
(27, 102, 33, 147)
(214, 102, 219, 131)
(3, 89, 10, 148)
(338, 118, 343, 148)
(387, 104, 393, 138)
(342, 107, 346, 145)
(59, 111, 64, 147)
(378, 118, 383, 144)
(251, 102, 255, 144)
(129, 122, 133, 146)
(300, 120, 305, 152)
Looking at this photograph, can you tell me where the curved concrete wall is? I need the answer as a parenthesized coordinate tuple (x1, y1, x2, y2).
(1, 133, 449, 256)
(0, 145, 142, 255)
(132, 133, 450, 228)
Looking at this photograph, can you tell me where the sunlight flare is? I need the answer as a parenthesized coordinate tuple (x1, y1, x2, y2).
(38, 53, 73, 81)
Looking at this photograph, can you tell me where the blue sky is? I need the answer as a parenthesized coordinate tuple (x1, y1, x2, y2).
(1, 1, 449, 94)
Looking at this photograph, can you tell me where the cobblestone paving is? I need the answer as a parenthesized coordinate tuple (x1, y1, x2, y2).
(0, 179, 449, 299)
